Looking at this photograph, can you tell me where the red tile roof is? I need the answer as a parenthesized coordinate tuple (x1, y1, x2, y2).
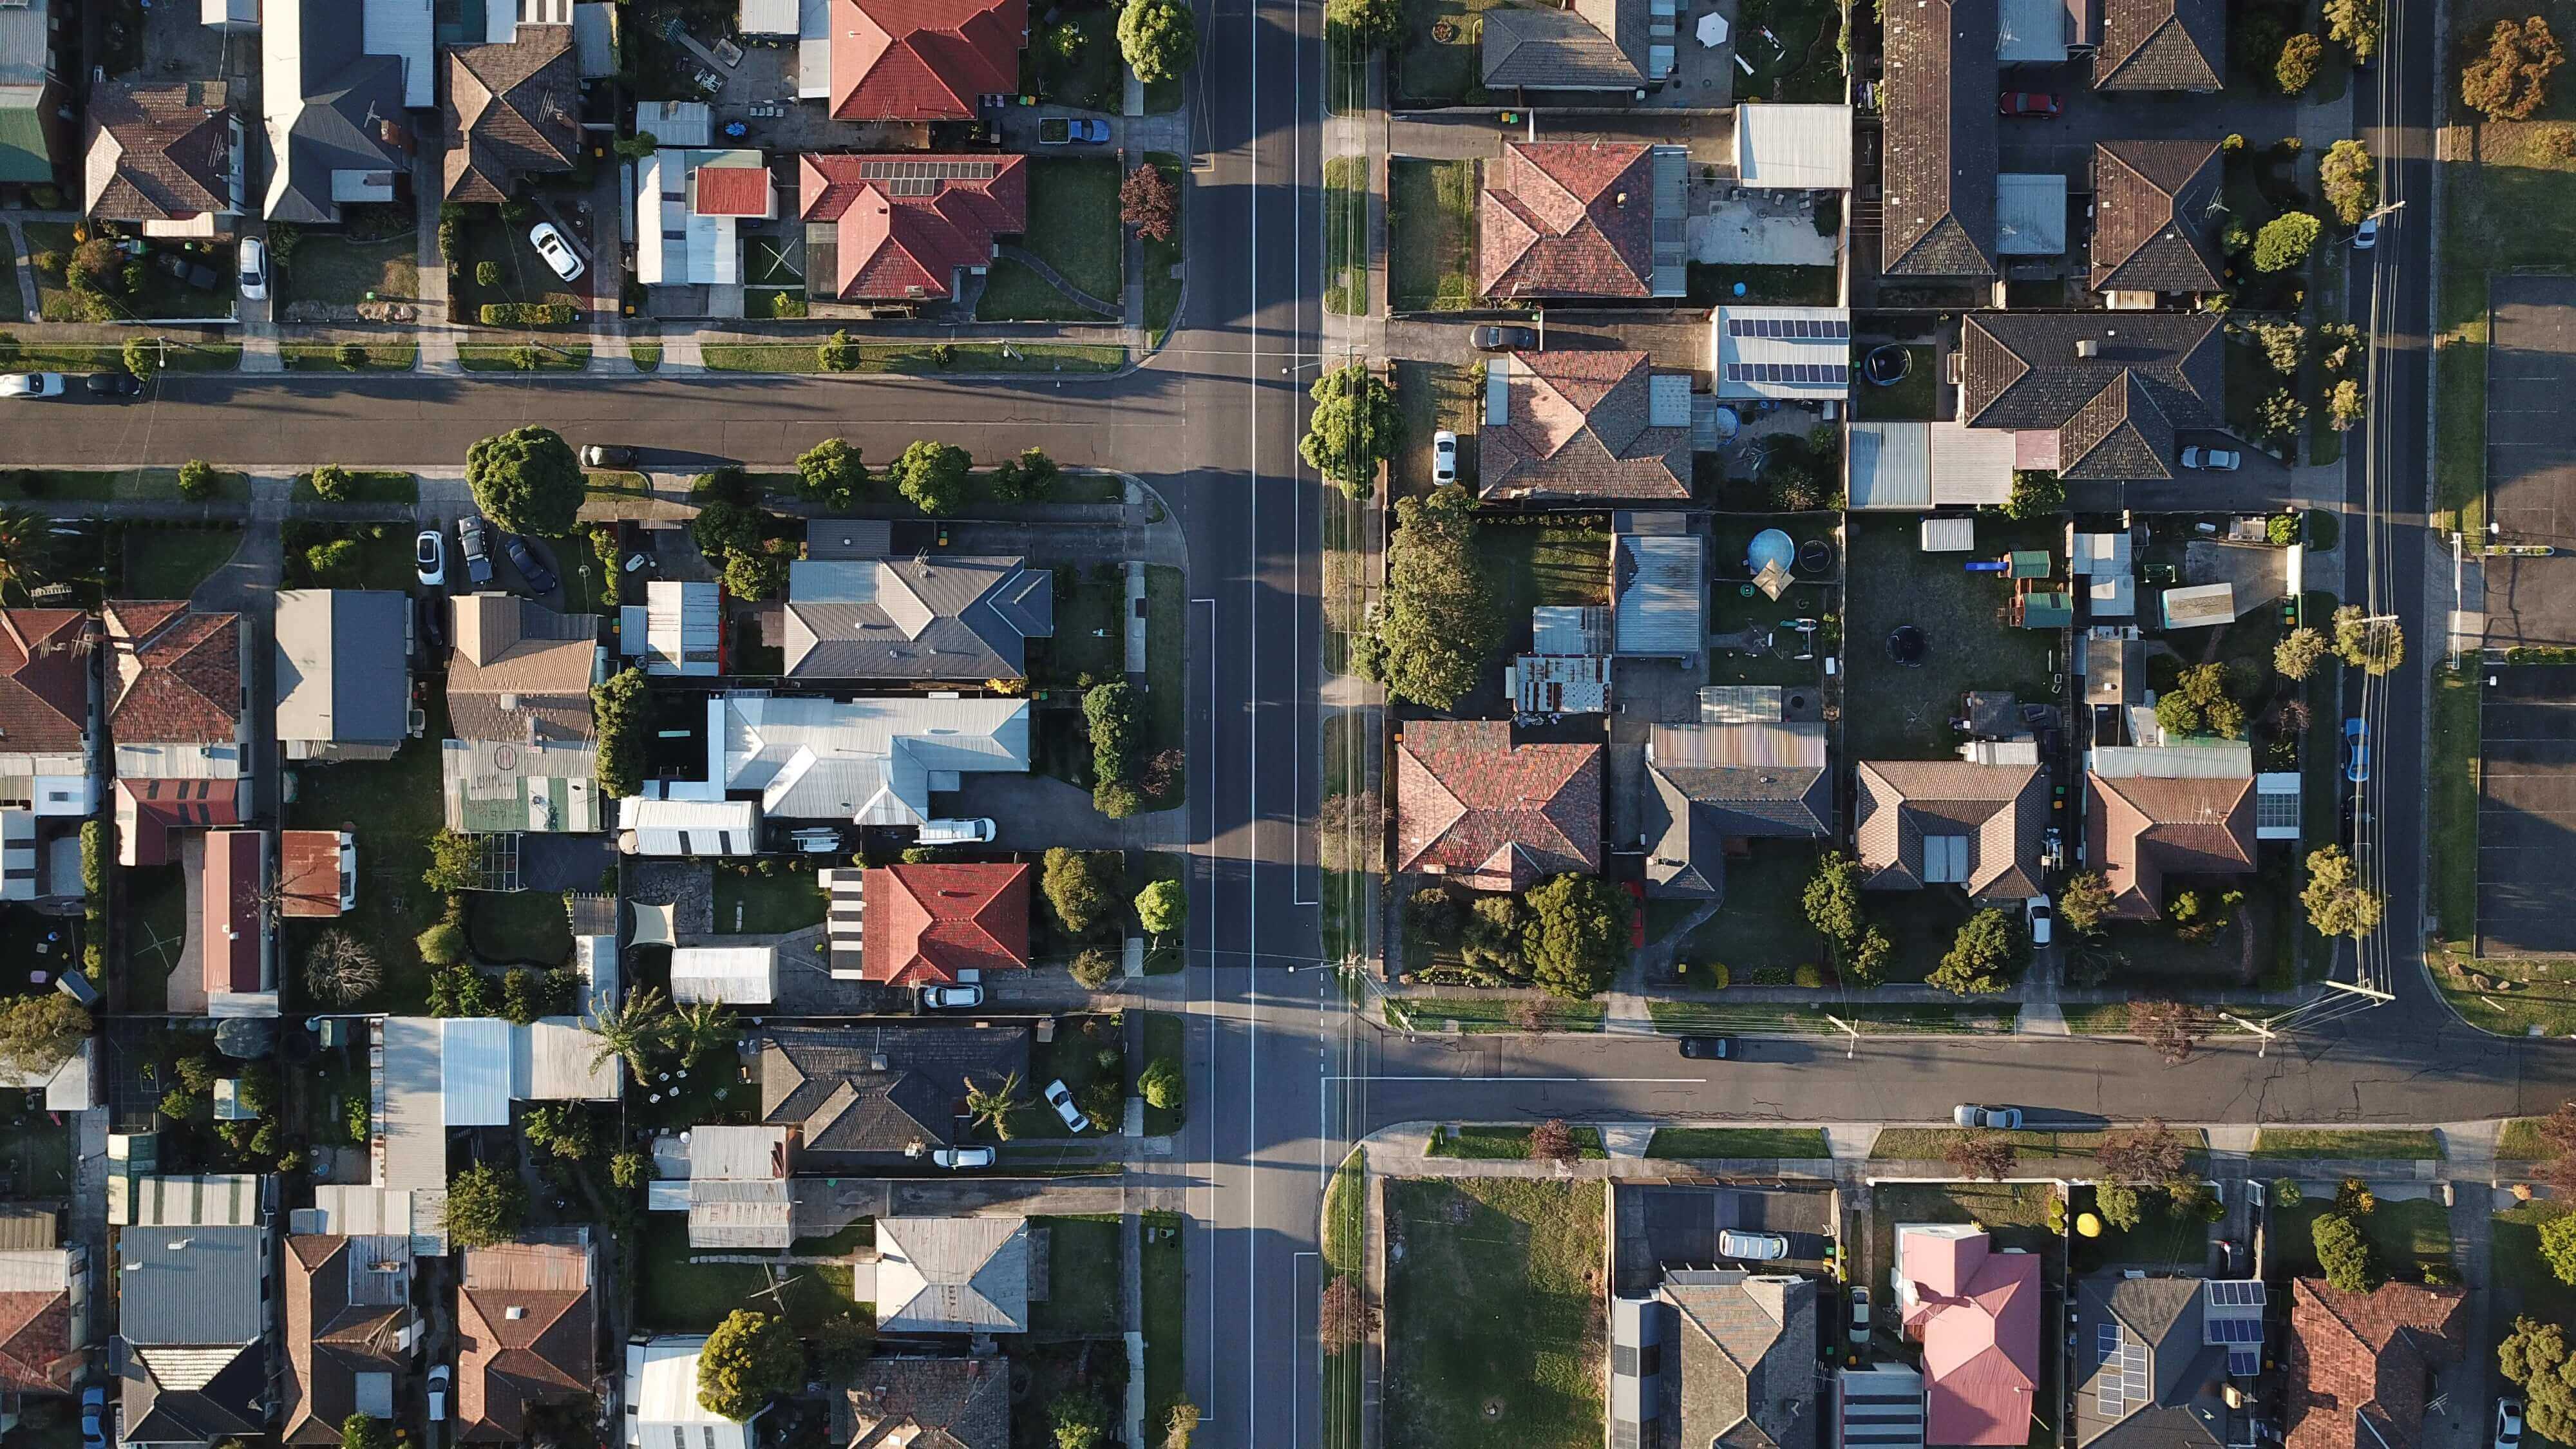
(0, 610, 93, 753)
(1394, 720, 1602, 891)
(116, 777, 241, 867)
(1478, 349, 1691, 500)
(0, 1287, 72, 1393)
(104, 601, 242, 746)
(2282, 1278, 2466, 1449)
(2084, 772, 2256, 920)
(455, 1242, 595, 1444)
(860, 862, 1032, 985)
(830, 0, 1028, 120)
(1479, 141, 1658, 299)
(1898, 1230, 2041, 1446)
(279, 830, 348, 919)
(202, 829, 264, 995)
(692, 164, 773, 216)
(800, 153, 1028, 301)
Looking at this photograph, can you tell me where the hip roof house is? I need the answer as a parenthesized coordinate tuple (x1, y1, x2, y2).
(755, 1023, 1031, 1168)
(457, 1236, 596, 1444)
(784, 556, 1054, 680)
(260, 0, 426, 224)
(1394, 720, 1602, 892)
(820, 0, 1027, 120)
(867, 1217, 1031, 1334)
(1895, 1226, 2041, 1446)
(799, 153, 1028, 302)
(1480, 141, 1687, 299)
(84, 82, 244, 237)
(1855, 759, 2047, 904)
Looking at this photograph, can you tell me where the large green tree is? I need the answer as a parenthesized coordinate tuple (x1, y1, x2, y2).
(2253, 213, 2322, 272)
(794, 438, 869, 509)
(696, 1310, 805, 1421)
(0, 996, 87, 1079)
(2462, 17, 2563, 120)
(1118, 0, 1198, 82)
(1927, 909, 2020, 995)
(2311, 1211, 2382, 1293)
(1325, 0, 1403, 46)
(466, 426, 585, 536)
(891, 440, 973, 515)
(1801, 851, 1865, 958)
(2302, 845, 2385, 939)
(1520, 874, 1625, 999)
(592, 667, 649, 800)
(2501, 1317, 2576, 1443)
(1298, 364, 1401, 498)
(1042, 848, 1122, 937)
(1136, 878, 1186, 938)
(1366, 486, 1500, 710)
(440, 1162, 527, 1249)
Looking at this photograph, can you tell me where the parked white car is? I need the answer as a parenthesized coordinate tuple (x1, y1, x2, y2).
(0, 374, 66, 399)
(2026, 896, 2052, 947)
(2496, 1401, 2524, 1449)
(918, 984, 987, 1011)
(1719, 1229, 1790, 1262)
(529, 222, 585, 282)
(933, 1146, 998, 1170)
(415, 529, 447, 587)
(918, 817, 997, 845)
(1432, 430, 1458, 485)
(1953, 1104, 2022, 1129)
(237, 235, 270, 301)
(426, 1364, 451, 1422)
(1045, 1077, 1092, 1133)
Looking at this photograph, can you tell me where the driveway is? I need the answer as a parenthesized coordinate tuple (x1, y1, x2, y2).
(949, 772, 1188, 849)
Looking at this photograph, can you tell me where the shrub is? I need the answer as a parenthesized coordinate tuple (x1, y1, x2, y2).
(2259, 390, 2309, 444)
(2320, 139, 2377, 226)
(1792, 964, 1824, 988)
(2328, 378, 2365, 430)
(475, 260, 502, 288)
(177, 460, 218, 501)
(2253, 213, 2322, 272)
(416, 921, 468, 967)
(337, 341, 368, 369)
(2248, 319, 2306, 374)
(310, 464, 354, 502)
(696, 1311, 804, 1421)
(769, 290, 808, 319)
(1139, 1057, 1186, 1110)
(123, 337, 160, 382)
(478, 303, 577, 327)
(1070, 949, 1119, 989)
(2277, 32, 2323, 92)
(2003, 470, 2063, 520)
(2311, 1211, 2382, 1292)
(1122, 162, 1180, 242)
(820, 329, 862, 372)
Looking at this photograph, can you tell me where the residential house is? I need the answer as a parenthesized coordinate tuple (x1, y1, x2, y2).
(260, 0, 426, 225)
(1880, 0, 1998, 278)
(455, 1235, 597, 1444)
(799, 154, 1028, 303)
(377, 1018, 620, 1208)
(279, 829, 356, 918)
(1855, 760, 2047, 904)
(200, 829, 276, 1017)
(83, 82, 245, 237)
(818, 0, 1027, 120)
(1732, 103, 1856, 190)
(1479, 141, 1687, 299)
(755, 1023, 1032, 1170)
(632, 580, 721, 677)
(2090, 141, 2224, 303)
(0, 1213, 88, 1397)
(444, 594, 603, 790)
(0, 610, 97, 900)
(1958, 312, 2225, 482)
(1711, 306, 1854, 403)
(1893, 1226, 2042, 1446)
(1840, 1363, 1929, 1449)
(2072, 1276, 2268, 1449)
(106, 601, 246, 867)
(1481, 0, 1664, 93)
(104, 1167, 263, 1229)
(625, 1337, 753, 1449)
(442, 741, 603, 834)
(783, 553, 1055, 681)
(2280, 1278, 2467, 1449)
(677, 693, 1030, 828)
(838, 1358, 1009, 1449)
(866, 1218, 1030, 1335)
(614, 797, 759, 856)
(111, 1226, 270, 1449)
(276, 589, 415, 762)
(849, 862, 1031, 985)
(280, 1235, 418, 1445)
(442, 23, 579, 202)
(1479, 350, 1692, 502)
(1510, 605, 1613, 714)
(636, 147, 775, 287)
(645, 1126, 792, 1250)
(2093, 0, 2224, 90)
(2084, 743, 2262, 920)
(0, 0, 70, 189)
(1394, 720, 1602, 892)
(1640, 695, 1831, 899)
(1611, 1269, 1817, 1449)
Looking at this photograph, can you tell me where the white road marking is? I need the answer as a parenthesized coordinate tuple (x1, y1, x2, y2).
(1321, 1075, 1713, 1084)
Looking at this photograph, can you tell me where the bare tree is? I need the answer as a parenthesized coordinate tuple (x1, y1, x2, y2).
(1945, 1130, 2018, 1182)
(1319, 1275, 1376, 1351)
(2097, 1117, 2193, 1189)
(1528, 1118, 1577, 1164)
(1316, 790, 1385, 872)
(303, 930, 383, 1005)
(2534, 1103, 2576, 1189)
(2128, 999, 2204, 1065)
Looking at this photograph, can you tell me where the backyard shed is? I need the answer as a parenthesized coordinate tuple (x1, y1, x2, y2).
(1919, 517, 1976, 553)
(670, 946, 778, 1005)
(2018, 592, 2075, 629)
(1732, 104, 1855, 189)
(2159, 583, 2235, 629)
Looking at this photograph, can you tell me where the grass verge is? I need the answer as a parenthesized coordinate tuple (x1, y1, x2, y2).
(1645, 1127, 1832, 1159)
(1423, 1124, 1607, 1160)
(2248, 1129, 2444, 1160)
(1325, 156, 1368, 317)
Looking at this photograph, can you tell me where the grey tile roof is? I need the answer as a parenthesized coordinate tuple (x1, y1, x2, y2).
(1960, 312, 2224, 481)
(1660, 1271, 1818, 1449)
(1642, 770, 1727, 897)
(757, 1025, 1029, 1161)
(1855, 759, 2047, 902)
(2090, 140, 2224, 295)
(275, 590, 411, 746)
(2094, 0, 2224, 89)
(269, 1, 410, 227)
(843, 1357, 1010, 1449)
(1482, 0, 1647, 90)
(2074, 1278, 2231, 1449)
(873, 1218, 1028, 1334)
(783, 556, 1054, 681)
(1882, 0, 1999, 277)
(442, 26, 580, 202)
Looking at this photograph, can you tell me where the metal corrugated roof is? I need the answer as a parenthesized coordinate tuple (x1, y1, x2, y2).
(1612, 534, 1704, 658)
(670, 947, 777, 1005)
(442, 1019, 513, 1126)
(1734, 104, 1855, 189)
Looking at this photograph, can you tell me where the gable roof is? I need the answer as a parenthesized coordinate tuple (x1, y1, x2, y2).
(116, 777, 242, 868)
(455, 1239, 596, 1444)
(873, 1218, 1030, 1333)
(784, 555, 1054, 679)
(202, 829, 265, 996)
(2282, 1279, 2467, 1449)
(2094, 0, 2224, 89)
(442, 25, 580, 202)
(1882, 0, 1999, 277)
(276, 589, 411, 746)
(1480, 350, 1692, 500)
(446, 595, 600, 744)
(860, 864, 1032, 985)
(1855, 759, 2047, 902)
(1641, 722, 1832, 898)
(1898, 1229, 2041, 1445)
(2085, 771, 2257, 920)
(1960, 312, 2224, 481)
(800, 153, 1028, 300)
(757, 1024, 1030, 1160)
(84, 81, 238, 223)
(104, 601, 242, 746)
(1481, 0, 1647, 90)
(2072, 1276, 2236, 1449)
(282, 1235, 414, 1444)
(829, 0, 1028, 120)
(1394, 719, 1602, 890)
(1480, 142, 1660, 298)
(1660, 1271, 1819, 1449)
(843, 1358, 1010, 1449)
(0, 609, 91, 753)
(2091, 140, 2224, 294)
(0, 1248, 75, 1395)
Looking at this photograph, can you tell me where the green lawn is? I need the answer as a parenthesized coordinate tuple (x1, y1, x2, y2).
(1027, 13, 1123, 109)
(1142, 1210, 1186, 1448)
(1484, 518, 1609, 622)
(1144, 566, 1186, 806)
(712, 869, 826, 934)
(1645, 999, 2022, 1034)
(1853, 345, 1937, 420)
(1842, 511, 2061, 759)
(790, 1220, 876, 1256)
(123, 527, 242, 597)
(2249, 1130, 2443, 1160)
(1870, 1182, 2058, 1269)
(1032, 1215, 1124, 1334)
(1870, 1128, 2179, 1160)
(2498, 1118, 2552, 1161)
(1139, 1012, 1185, 1134)
(0, 336, 238, 373)
(1325, 156, 1368, 317)
(1014, 1014, 1124, 1140)
(1674, 840, 1826, 978)
(2429, 661, 2479, 953)
(2493, 1201, 2576, 1345)
(118, 863, 188, 1013)
(1686, 263, 1841, 306)
(1026, 158, 1124, 305)
(1394, 359, 1479, 496)
(291, 469, 417, 504)
(1143, 153, 1187, 344)
(1645, 1127, 1830, 1159)
(282, 698, 452, 1013)
(1394, 0, 1513, 103)
(464, 891, 573, 967)
(281, 522, 417, 592)
(1423, 1124, 1607, 1160)
(2070, 1184, 2211, 1274)
(281, 342, 419, 372)
(637, 1216, 861, 1333)
(1384, 1179, 1604, 1449)
(280, 232, 422, 308)
(1323, 1151, 1367, 1449)
(975, 256, 1108, 322)
(450, 216, 585, 325)
(1384, 996, 1605, 1032)
(700, 341, 1125, 374)
(2273, 1197, 2454, 1280)
(630, 342, 663, 371)
(1388, 158, 1477, 312)
(456, 342, 591, 372)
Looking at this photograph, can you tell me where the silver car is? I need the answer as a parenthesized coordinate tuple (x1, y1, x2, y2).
(1719, 1229, 1790, 1262)
(1045, 1077, 1092, 1133)
(1953, 1104, 2023, 1129)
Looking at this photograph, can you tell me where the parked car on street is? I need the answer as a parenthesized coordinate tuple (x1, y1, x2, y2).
(0, 374, 66, 399)
(934, 1146, 998, 1170)
(238, 235, 269, 300)
(1953, 1104, 2023, 1128)
(504, 534, 558, 594)
(1676, 1036, 1736, 1059)
(2343, 717, 2370, 784)
(1039, 117, 1110, 144)
(1432, 430, 1457, 485)
(458, 516, 494, 586)
(1045, 1078, 1092, 1133)
(918, 985, 987, 1011)
(529, 222, 584, 281)
(84, 372, 143, 397)
(581, 444, 638, 468)
(2353, 217, 2379, 251)
(415, 530, 448, 587)
(80, 1387, 104, 1449)
(2181, 445, 2242, 471)
(1472, 324, 1540, 352)
(1719, 1229, 1790, 1262)
(1999, 91, 2062, 116)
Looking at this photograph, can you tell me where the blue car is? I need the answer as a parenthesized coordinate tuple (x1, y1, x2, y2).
(2342, 717, 2369, 784)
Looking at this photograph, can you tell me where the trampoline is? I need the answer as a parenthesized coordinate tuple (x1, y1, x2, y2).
(1888, 625, 1927, 667)
(1862, 344, 1914, 388)
(1797, 539, 1832, 574)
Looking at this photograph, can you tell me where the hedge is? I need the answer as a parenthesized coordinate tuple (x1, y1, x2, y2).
(478, 303, 577, 327)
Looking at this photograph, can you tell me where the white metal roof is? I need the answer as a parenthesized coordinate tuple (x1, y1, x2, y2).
(380, 1017, 448, 1192)
(573, 3, 616, 74)
(1919, 516, 1976, 553)
(442, 1018, 514, 1126)
(617, 796, 760, 856)
(713, 693, 1030, 824)
(2088, 743, 2253, 779)
(526, 1019, 621, 1101)
(627, 1338, 755, 1449)
(361, 0, 435, 107)
(740, 0, 798, 30)
(645, 582, 723, 676)
(670, 946, 778, 1005)
(692, 1126, 792, 1180)
(2088, 573, 2137, 618)
(1847, 422, 2016, 509)
(1714, 307, 1852, 399)
(2161, 583, 2236, 628)
(1732, 104, 1855, 189)
(634, 100, 712, 148)
(1996, 173, 2068, 255)
(1997, 0, 2069, 61)
(2069, 531, 2133, 574)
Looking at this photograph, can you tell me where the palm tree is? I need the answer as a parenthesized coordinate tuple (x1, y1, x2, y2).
(964, 1070, 1026, 1142)
(668, 998, 736, 1068)
(587, 987, 672, 1078)
(0, 509, 53, 603)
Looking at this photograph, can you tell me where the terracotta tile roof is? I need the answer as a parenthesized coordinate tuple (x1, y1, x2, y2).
(1959, 312, 2224, 482)
(281, 1236, 413, 1446)
(829, 0, 1028, 120)
(1479, 350, 1690, 500)
(842, 1358, 1010, 1449)
(860, 863, 1031, 985)
(1394, 719, 1602, 891)
(446, 595, 601, 745)
(455, 1242, 595, 1444)
(799, 153, 1028, 301)
(83, 81, 237, 223)
(116, 777, 240, 868)
(1479, 142, 1658, 298)
(104, 601, 242, 746)
(2090, 140, 2224, 295)
(1855, 759, 2047, 903)
(279, 830, 348, 918)
(0, 1285, 72, 1393)
(691, 164, 772, 216)
(442, 26, 581, 203)
(1898, 1231, 2041, 1445)
(1882, 0, 2000, 277)
(202, 829, 263, 995)
(2085, 772, 2256, 920)
(2282, 1279, 2466, 1449)
(0, 609, 93, 753)
(2094, 0, 2224, 90)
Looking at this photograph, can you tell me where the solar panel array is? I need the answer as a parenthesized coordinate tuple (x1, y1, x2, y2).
(2095, 1323, 2147, 1418)
(1725, 362, 1850, 386)
(2208, 1317, 2262, 1344)
(857, 158, 1001, 195)
(1728, 315, 1852, 340)
(2207, 1281, 2267, 1308)
(2229, 1348, 2261, 1378)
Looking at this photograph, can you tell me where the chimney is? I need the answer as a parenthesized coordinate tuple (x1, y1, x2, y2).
(2076, 339, 2101, 359)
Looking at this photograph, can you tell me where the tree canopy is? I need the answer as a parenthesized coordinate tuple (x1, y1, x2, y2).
(440, 1162, 527, 1249)
(1121, 163, 1179, 242)
(1927, 909, 2020, 995)
(1801, 851, 1865, 958)
(2275, 626, 2329, 681)
(1299, 364, 1401, 498)
(1136, 878, 1187, 937)
(794, 439, 869, 509)
(2302, 844, 2385, 938)
(2324, 0, 2380, 58)
(2331, 603, 2405, 675)
(2253, 212, 2323, 272)
(2320, 138, 2377, 224)
(1118, 0, 1198, 81)
(0, 995, 88, 1080)
(2003, 470, 2063, 520)
(1520, 874, 1625, 999)
(2057, 871, 2114, 936)
(2311, 1211, 2382, 1293)
(2463, 17, 2563, 120)
(891, 440, 973, 515)
(1325, 0, 1403, 45)
(696, 1310, 806, 1421)
(2502, 1317, 2576, 1443)
(1043, 848, 1122, 938)
(466, 426, 585, 536)
(1365, 486, 1500, 710)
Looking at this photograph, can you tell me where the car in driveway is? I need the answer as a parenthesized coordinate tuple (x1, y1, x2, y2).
(918, 984, 987, 1012)
(1953, 1104, 2023, 1128)
(1676, 1036, 1736, 1059)
(1999, 91, 2061, 117)
(427, 1364, 450, 1422)
(580, 444, 638, 468)
(2026, 896, 2053, 947)
(84, 372, 143, 397)
(2181, 445, 2242, 471)
(457, 516, 495, 587)
(2497, 1401, 2524, 1449)
(1038, 117, 1110, 144)
(1044, 1077, 1092, 1133)
(156, 252, 220, 290)
(1, 374, 66, 399)
(504, 535, 558, 594)
(529, 222, 585, 281)
(1472, 324, 1539, 352)
(80, 1386, 104, 1449)
(933, 1146, 998, 1170)
(1432, 430, 1458, 485)
(2343, 717, 2369, 784)
(415, 530, 448, 587)
(1849, 1287, 1872, 1344)
(918, 817, 996, 845)
(238, 236, 269, 301)
(1719, 1229, 1790, 1262)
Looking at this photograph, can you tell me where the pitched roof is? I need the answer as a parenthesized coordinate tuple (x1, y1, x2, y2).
(2072, 1276, 2235, 1449)
(84, 81, 237, 223)
(1642, 723, 1832, 898)
(0, 609, 91, 753)
(446, 595, 600, 745)
(843, 1357, 1010, 1449)
(1394, 720, 1602, 890)
(281, 1235, 413, 1445)
(202, 829, 265, 995)
(784, 555, 1054, 680)
(1481, 142, 1660, 298)
(757, 1024, 1030, 1160)
(1660, 1271, 1819, 1449)
(799, 153, 1028, 300)
(279, 829, 348, 918)
(116, 777, 241, 868)
(442, 25, 579, 202)
(262, 0, 412, 225)
(1481, 0, 1647, 90)
(276, 589, 412, 746)
(873, 1218, 1029, 1333)
(1959, 312, 2224, 481)
(1897, 1230, 2041, 1445)
(2090, 140, 2224, 294)
(860, 863, 1032, 985)
(2094, 0, 2224, 89)
(1480, 350, 1692, 500)
(2085, 772, 2256, 920)
(1855, 759, 2047, 902)
(828, 0, 1028, 120)
(0, 1250, 73, 1395)
(2282, 1279, 2467, 1449)
(455, 1240, 596, 1444)
(104, 601, 242, 746)
(1882, 0, 2000, 277)
(690, 162, 772, 216)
